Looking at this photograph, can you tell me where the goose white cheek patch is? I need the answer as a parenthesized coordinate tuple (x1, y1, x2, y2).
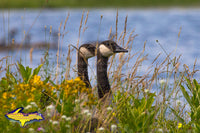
(99, 44, 113, 57)
(79, 47, 94, 58)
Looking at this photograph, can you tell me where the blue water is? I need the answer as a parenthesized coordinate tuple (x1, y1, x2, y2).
(1, 8, 200, 115)
(0, 8, 200, 76)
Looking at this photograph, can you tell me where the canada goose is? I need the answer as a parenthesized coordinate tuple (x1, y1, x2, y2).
(40, 43, 95, 109)
(78, 43, 96, 88)
(97, 40, 128, 98)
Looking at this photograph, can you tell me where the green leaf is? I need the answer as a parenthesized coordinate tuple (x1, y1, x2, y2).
(56, 104, 62, 113)
(49, 80, 56, 86)
(26, 66, 32, 82)
(33, 64, 43, 76)
(0, 78, 8, 89)
(43, 76, 50, 84)
(180, 85, 194, 111)
(185, 77, 192, 91)
(193, 106, 200, 120)
(17, 62, 26, 81)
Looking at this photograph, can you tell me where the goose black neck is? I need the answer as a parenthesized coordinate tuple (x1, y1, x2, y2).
(78, 53, 91, 88)
(97, 50, 110, 99)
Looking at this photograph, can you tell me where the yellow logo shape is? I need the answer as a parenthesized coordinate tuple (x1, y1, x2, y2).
(5, 107, 44, 127)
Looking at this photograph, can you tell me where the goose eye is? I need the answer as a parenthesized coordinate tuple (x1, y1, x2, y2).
(107, 43, 111, 46)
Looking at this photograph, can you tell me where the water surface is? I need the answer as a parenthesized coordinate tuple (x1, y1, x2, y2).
(0, 8, 200, 76)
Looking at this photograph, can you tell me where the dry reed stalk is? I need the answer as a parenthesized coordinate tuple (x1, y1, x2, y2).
(117, 31, 124, 44)
(122, 15, 128, 47)
(11, 38, 15, 46)
(60, 12, 70, 59)
(174, 27, 182, 57)
(55, 21, 63, 84)
(115, 9, 118, 41)
(83, 10, 89, 34)
(108, 26, 112, 39)
(29, 47, 34, 65)
(75, 10, 85, 75)
(65, 45, 72, 80)
(0, 57, 9, 74)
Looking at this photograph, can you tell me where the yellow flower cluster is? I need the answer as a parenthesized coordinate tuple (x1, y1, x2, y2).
(11, 75, 56, 109)
(30, 75, 43, 86)
(61, 77, 97, 106)
(0, 91, 16, 112)
(0, 75, 97, 115)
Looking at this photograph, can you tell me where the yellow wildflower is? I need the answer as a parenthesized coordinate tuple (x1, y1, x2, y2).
(17, 95, 23, 100)
(11, 94, 15, 98)
(25, 84, 29, 88)
(11, 103, 16, 110)
(30, 75, 43, 85)
(178, 123, 183, 128)
(72, 89, 78, 94)
(74, 77, 81, 82)
(67, 79, 74, 84)
(2, 92, 7, 99)
(3, 105, 8, 109)
(27, 96, 34, 103)
(31, 87, 36, 92)
(112, 112, 116, 116)
(33, 75, 41, 83)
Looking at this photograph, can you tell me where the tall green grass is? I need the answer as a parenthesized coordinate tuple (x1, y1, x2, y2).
(0, 10, 199, 132)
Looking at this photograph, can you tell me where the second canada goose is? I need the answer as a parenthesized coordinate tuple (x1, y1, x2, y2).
(97, 40, 128, 99)
(78, 43, 96, 88)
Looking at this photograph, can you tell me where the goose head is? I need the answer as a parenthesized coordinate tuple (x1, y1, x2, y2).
(79, 44, 96, 59)
(99, 40, 128, 57)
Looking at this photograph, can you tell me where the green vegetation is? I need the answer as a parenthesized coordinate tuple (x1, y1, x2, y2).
(0, 0, 200, 8)
(0, 11, 200, 132)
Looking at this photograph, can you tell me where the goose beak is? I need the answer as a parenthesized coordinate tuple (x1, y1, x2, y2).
(114, 45, 128, 53)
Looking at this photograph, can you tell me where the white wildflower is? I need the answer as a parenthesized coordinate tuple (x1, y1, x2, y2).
(159, 79, 166, 84)
(65, 124, 70, 128)
(111, 124, 117, 131)
(83, 109, 89, 114)
(176, 100, 182, 106)
(46, 104, 55, 117)
(98, 127, 104, 131)
(158, 128, 163, 132)
(144, 89, 149, 93)
(28, 128, 34, 132)
(75, 99, 80, 103)
(66, 117, 72, 121)
(46, 104, 55, 110)
(52, 121, 59, 125)
(30, 102, 38, 107)
(61, 115, 67, 120)
(25, 105, 32, 110)
(87, 112, 92, 117)
(107, 106, 112, 111)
